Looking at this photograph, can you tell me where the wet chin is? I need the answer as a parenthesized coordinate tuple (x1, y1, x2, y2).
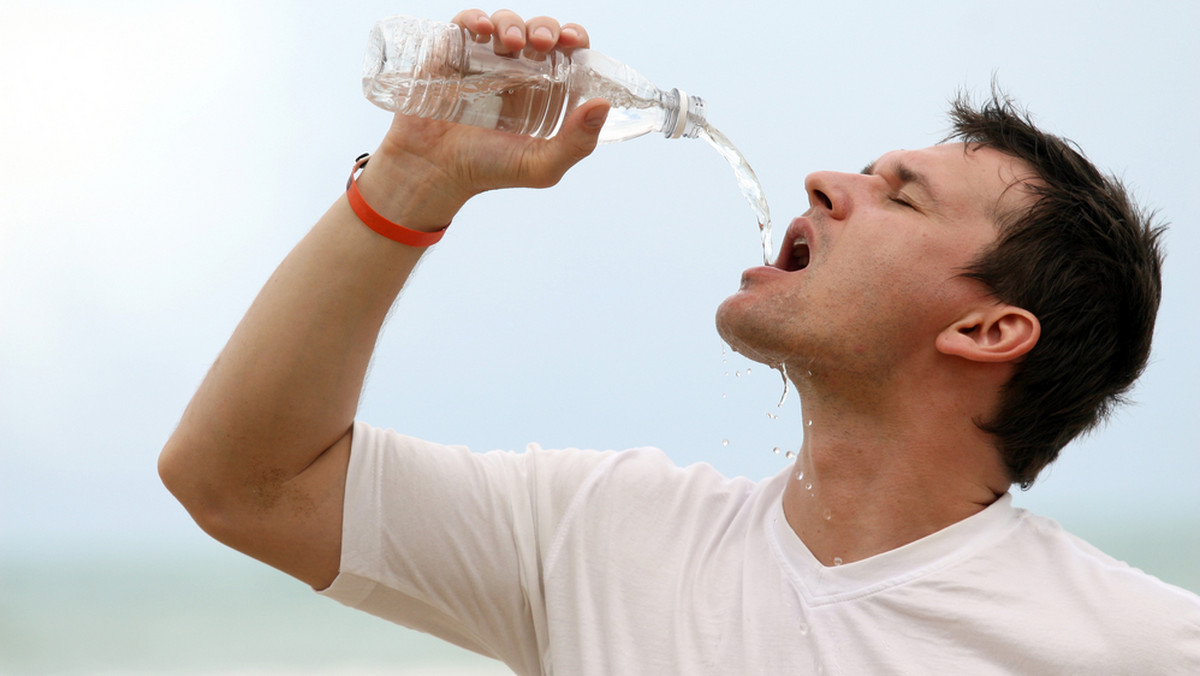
(715, 298, 784, 366)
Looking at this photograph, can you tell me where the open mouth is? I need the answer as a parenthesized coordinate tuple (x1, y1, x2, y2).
(776, 226, 811, 272)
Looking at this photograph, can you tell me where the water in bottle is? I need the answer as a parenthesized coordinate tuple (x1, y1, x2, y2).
(362, 15, 773, 263)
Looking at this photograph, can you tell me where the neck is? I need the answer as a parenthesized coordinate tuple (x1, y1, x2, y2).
(780, 370, 1009, 566)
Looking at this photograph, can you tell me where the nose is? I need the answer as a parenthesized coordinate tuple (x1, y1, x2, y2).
(804, 171, 852, 220)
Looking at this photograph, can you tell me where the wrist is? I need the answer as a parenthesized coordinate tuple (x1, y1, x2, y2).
(353, 148, 470, 231)
(345, 155, 446, 247)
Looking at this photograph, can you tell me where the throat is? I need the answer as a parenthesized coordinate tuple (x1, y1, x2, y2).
(780, 438, 1002, 566)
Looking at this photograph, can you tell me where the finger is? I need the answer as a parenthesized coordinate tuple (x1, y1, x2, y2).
(451, 9, 495, 42)
(489, 9, 527, 55)
(552, 98, 609, 165)
(506, 98, 608, 190)
(524, 16, 561, 52)
(559, 22, 590, 50)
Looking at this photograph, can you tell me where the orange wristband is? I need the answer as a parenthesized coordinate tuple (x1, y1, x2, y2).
(345, 154, 448, 247)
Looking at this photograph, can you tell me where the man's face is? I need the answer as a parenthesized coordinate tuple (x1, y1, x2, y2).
(716, 142, 1034, 379)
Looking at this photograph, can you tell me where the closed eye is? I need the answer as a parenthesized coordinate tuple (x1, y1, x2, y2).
(890, 195, 916, 209)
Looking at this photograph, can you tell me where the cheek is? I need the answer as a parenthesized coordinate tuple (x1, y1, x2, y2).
(835, 245, 946, 303)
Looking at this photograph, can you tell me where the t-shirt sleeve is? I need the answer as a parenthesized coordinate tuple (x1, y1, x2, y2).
(317, 421, 613, 673)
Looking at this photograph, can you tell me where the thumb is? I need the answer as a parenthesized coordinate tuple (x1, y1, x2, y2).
(554, 98, 610, 164)
(519, 98, 608, 189)
(579, 98, 611, 133)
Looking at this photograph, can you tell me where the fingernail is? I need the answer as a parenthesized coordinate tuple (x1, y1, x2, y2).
(505, 25, 523, 40)
(562, 27, 579, 41)
(533, 26, 553, 42)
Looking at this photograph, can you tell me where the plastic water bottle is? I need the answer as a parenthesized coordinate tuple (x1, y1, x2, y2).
(362, 15, 707, 144)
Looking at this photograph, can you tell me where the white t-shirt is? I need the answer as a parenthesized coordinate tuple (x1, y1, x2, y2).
(320, 422, 1200, 675)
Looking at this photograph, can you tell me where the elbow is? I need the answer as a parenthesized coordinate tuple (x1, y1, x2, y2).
(157, 436, 181, 493)
(158, 432, 286, 550)
(158, 433, 234, 538)
(158, 433, 196, 506)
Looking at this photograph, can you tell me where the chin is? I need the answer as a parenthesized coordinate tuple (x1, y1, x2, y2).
(715, 298, 786, 367)
(714, 293, 746, 346)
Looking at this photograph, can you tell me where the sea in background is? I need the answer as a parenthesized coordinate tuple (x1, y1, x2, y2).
(0, 542, 510, 676)
(3, 514, 1199, 676)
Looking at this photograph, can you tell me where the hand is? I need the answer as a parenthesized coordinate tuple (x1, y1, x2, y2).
(457, 8, 590, 56)
(362, 9, 611, 226)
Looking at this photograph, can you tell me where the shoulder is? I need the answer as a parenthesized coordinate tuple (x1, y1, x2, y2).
(549, 445, 773, 554)
(348, 421, 618, 488)
(573, 445, 761, 507)
(345, 423, 753, 528)
(1011, 511, 1197, 600)
(1008, 511, 1200, 659)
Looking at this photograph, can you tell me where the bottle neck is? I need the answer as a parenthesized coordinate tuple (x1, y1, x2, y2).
(663, 89, 706, 139)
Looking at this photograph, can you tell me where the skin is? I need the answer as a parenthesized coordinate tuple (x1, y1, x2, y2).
(717, 143, 1041, 564)
(158, 9, 1042, 592)
(158, 9, 609, 590)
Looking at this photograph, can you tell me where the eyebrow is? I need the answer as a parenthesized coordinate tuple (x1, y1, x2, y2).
(861, 160, 939, 203)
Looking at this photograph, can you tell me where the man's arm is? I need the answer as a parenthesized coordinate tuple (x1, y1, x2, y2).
(157, 9, 609, 590)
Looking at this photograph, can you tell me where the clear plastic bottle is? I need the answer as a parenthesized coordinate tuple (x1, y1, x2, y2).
(362, 15, 707, 144)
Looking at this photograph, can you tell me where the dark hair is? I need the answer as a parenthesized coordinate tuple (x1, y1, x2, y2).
(947, 89, 1165, 488)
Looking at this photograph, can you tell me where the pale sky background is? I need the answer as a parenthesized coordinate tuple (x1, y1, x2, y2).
(2, 1, 1198, 673)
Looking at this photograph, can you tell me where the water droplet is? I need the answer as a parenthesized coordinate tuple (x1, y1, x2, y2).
(796, 470, 805, 481)
(806, 420, 814, 427)
(822, 508, 832, 520)
(724, 371, 730, 377)
(804, 482, 813, 491)
(772, 447, 781, 454)
(721, 439, 730, 447)
(746, 367, 753, 374)
(833, 557, 843, 566)
(735, 370, 742, 378)
(785, 451, 796, 459)
(775, 363, 791, 409)
(721, 393, 727, 398)
(807, 370, 813, 377)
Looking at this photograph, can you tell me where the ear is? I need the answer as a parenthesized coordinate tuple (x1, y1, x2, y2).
(936, 305, 1041, 363)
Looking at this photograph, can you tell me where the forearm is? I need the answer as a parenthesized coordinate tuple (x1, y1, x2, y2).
(160, 154, 463, 507)
(157, 10, 606, 586)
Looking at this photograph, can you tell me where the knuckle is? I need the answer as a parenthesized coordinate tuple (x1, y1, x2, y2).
(529, 16, 560, 31)
(491, 9, 523, 25)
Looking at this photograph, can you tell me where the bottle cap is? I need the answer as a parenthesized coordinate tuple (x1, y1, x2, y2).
(667, 89, 690, 139)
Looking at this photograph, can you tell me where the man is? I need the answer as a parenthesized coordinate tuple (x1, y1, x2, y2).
(159, 9, 1200, 674)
